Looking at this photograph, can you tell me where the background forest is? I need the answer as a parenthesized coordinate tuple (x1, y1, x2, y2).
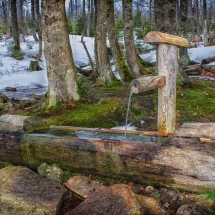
(0, 0, 215, 130)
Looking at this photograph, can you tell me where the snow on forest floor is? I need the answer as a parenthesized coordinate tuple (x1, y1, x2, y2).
(0, 35, 215, 100)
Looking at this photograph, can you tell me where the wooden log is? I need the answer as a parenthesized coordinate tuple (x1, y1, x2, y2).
(183, 65, 202, 76)
(144, 31, 190, 48)
(1, 115, 215, 193)
(201, 65, 215, 73)
(0, 114, 48, 165)
(29, 60, 42, 71)
(201, 56, 215, 65)
(130, 76, 166, 94)
(157, 44, 177, 134)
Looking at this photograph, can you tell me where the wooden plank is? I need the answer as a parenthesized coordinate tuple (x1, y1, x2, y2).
(130, 76, 166, 93)
(144, 31, 190, 48)
(157, 44, 178, 134)
(174, 122, 215, 139)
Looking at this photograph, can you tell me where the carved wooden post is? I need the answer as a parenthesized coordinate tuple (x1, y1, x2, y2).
(143, 31, 190, 134)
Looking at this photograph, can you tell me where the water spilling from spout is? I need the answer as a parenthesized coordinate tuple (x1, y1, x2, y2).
(125, 85, 136, 135)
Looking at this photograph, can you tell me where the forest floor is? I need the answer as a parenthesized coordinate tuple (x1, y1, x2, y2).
(2, 69, 215, 133)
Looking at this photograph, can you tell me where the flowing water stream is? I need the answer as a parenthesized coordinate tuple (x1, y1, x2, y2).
(125, 86, 136, 135)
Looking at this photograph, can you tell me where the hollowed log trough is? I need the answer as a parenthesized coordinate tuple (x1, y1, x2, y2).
(1, 114, 215, 193)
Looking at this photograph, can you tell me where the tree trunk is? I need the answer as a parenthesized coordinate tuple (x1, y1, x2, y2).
(95, 0, 115, 84)
(122, 0, 143, 76)
(29, 61, 42, 71)
(86, 0, 90, 36)
(11, 0, 20, 50)
(31, 0, 39, 42)
(18, 0, 26, 42)
(75, 0, 78, 20)
(203, 0, 208, 46)
(2, 1, 11, 39)
(178, 0, 191, 71)
(107, 0, 134, 82)
(35, 0, 42, 58)
(43, 0, 79, 106)
(154, 0, 177, 35)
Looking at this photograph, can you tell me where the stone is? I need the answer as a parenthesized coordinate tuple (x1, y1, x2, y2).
(136, 195, 164, 215)
(64, 175, 105, 199)
(175, 204, 214, 215)
(66, 184, 144, 215)
(37, 163, 64, 183)
(0, 166, 67, 215)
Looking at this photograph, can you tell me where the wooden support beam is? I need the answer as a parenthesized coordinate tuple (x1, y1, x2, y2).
(142, 31, 190, 134)
(130, 76, 166, 94)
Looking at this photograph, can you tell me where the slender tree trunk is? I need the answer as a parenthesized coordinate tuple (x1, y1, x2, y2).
(203, 0, 208, 46)
(75, 0, 78, 20)
(95, 0, 115, 84)
(11, 0, 20, 50)
(35, 0, 42, 57)
(31, 0, 39, 41)
(196, 0, 200, 35)
(122, 0, 143, 76)
(176, 0, 180, 32)
(178, 0, 190, 80)
(2, 1, 11, 39)
(87, 0, 90, 36)
(43, 0, 79, 106)
(149, 0, 152, 29)
(18, 0, 26, 42)
(107, 0, 134, 82)
(82, 0, 86, 35)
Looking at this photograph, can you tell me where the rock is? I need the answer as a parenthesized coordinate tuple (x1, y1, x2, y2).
(136, 195, 164, 215)
(175, 204, 214, 215)
(5, 87, 17, 91)
(64, 175, 105, 199)
(0, 166, 67, 215)
(23, 116, 48, 133)
(38, 163, 64, 183)
(66, 184, 144, 215)
(145, 185, 155, 193)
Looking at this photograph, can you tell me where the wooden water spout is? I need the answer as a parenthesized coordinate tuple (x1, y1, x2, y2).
(131, 31, 190, 134)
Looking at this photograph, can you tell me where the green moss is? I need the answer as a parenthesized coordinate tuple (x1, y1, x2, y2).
(49, 100, 124, 128)
(119, 60, 135, 82)
(176, 82, 215, 123)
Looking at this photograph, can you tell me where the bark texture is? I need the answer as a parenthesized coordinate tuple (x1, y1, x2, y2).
(154, 0, 177, 34)
(35, 0, 43, 57)
(95, 0, 115, 84)
(2, 2, 11, 39)
(11, 0, 20, 50)
(107, 0, 133, 82)
(31, 0, 39, 42)
(122, 0, 143, 76)
(43, 0, 79, 106)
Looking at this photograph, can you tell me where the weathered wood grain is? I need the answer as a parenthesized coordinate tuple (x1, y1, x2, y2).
(1, 115, 215, 193)
(130, 76, 166, 93)
(183, 65, 202, 75)
(144, 31, 190, 48)
(157, 44, 177, 134)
